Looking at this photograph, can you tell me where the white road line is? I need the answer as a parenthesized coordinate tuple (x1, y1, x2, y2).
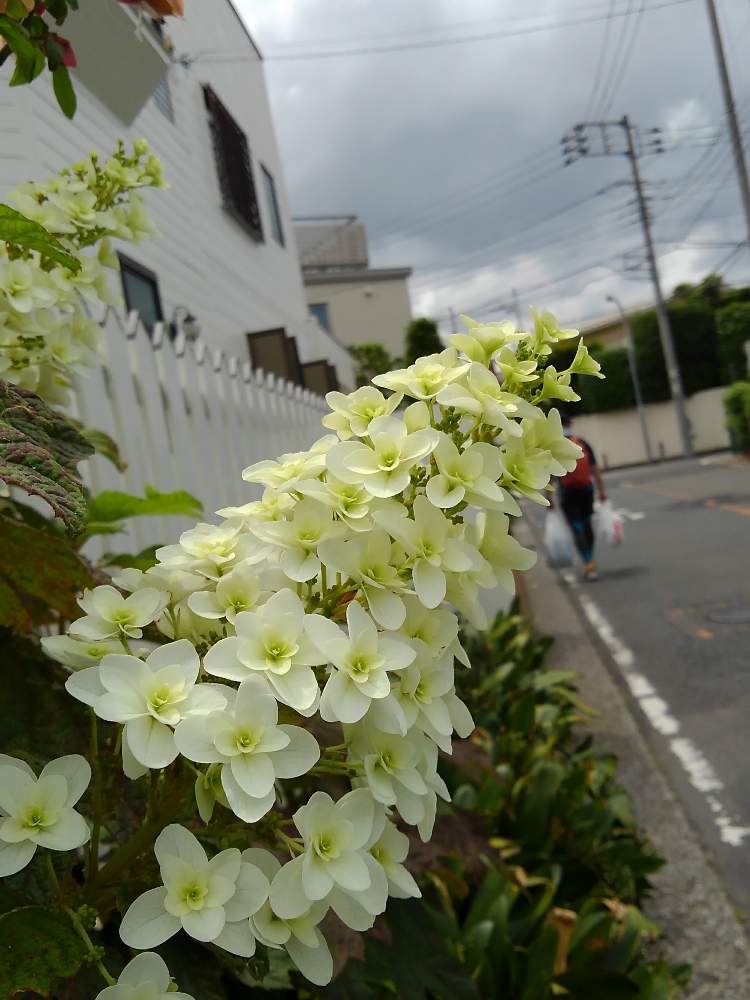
(562, 571, 750, 847)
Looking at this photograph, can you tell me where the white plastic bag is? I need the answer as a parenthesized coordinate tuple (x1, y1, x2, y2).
(595, 500, 624, 547)
(544, 510, 575, 568)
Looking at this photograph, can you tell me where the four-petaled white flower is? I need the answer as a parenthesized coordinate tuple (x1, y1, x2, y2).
(269, 788, 380, 921)
(305, 601, 415, 724)
(95, 952, 193, 1000)
(120, 824, 269, 956)
(66, 640, 228, 776)
(242, 435, 335, 491)
(187, 565, 264, 623)
(204, 589, 325, 713)
(327, 415, 438, 498)
(375, 496, 480, 609)
(174, 675, 320, 822)
(436, 362, 536, 437)
(318, 529, 407, 629)
(426, 434, 516, 511)
(448, 316, 522, 364)
(245, 848, 334, 986)
(368, 814, 421, 899)
(373, 348, 469, 400)
(323, 385, 403, 439)
(251, 497, 343, 582)
(0, 754, 90, 876)
(70, 585, 167, 641)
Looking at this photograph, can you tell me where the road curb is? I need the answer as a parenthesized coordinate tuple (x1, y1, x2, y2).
(515, 517, 750, 999)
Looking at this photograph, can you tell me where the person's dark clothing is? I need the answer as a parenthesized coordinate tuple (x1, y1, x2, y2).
(559, 436, 597, 563)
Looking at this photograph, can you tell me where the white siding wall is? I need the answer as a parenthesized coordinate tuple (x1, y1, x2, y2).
(0, 0, 353, 386)
(74, 308, 329, 556)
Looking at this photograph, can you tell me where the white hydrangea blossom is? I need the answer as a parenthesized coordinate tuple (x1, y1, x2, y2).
(39, 309, 602, 988)
(0, 754, 90, 876)
(95, 952, 194, 1000)
(0, 140, 165, 404)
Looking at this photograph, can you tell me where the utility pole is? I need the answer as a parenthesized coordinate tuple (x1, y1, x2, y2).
(704, 0, 750, 249)
(606, 293, 653, 463)
(511, 287, 522, 326)
(562, 117, 693, 455)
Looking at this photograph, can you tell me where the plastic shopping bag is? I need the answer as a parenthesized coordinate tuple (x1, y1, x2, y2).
(544, 510, 575, 568)
(595, 500, 624, 547)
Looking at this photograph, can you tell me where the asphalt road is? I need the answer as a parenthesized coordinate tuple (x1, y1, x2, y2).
(531, 453, 750, 917)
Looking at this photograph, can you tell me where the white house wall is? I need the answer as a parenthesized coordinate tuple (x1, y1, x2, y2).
(0, 0, 353, 386)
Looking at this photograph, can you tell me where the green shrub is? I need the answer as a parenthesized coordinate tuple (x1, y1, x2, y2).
(404, 317, 442, 365)
(632, 300, 720, 402)
(578, 346, 635, 413)
(323, 611, 690, 999)
(716, 302, 750, 383)
(723, 381, 750, 452)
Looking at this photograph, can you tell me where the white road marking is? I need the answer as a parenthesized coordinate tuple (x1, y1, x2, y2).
(620, 510, 646, 521)
(562, 571, 750, 847)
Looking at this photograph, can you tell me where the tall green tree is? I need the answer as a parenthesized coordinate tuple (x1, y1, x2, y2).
(404, 317, 442, 365)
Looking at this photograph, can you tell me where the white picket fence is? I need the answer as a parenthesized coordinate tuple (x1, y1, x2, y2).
(72, 308, 330, 555)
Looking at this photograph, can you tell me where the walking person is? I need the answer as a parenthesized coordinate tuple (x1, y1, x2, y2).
(556, 414, 607, 581)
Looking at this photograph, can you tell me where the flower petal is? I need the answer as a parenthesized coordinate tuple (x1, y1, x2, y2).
(181, 905, 225, 942)
(0, 839, 36, 877)
(272, 726, 320, 779)
(269, 854, 309, 920)
(287, 929, 333, 987)
(40, 755, 91, 808)
(212, 918, 257, 957)
(34, 809, 89, 851)
(119, 887, 179, 948)
(126, 717, 178, 770)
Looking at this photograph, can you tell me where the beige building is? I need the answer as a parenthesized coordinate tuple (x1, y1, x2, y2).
(295, 216, 413, 359)
(579, 300, 653, 348)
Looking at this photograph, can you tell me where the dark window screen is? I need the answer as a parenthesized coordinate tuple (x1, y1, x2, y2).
(203, 84, 264, 242)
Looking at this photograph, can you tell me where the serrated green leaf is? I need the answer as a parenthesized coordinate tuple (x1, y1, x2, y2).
(0, 906, 88, 998)
(0, 381, 93, 533)
(0, 204, 81, 272)
(87, 485, 203, 524)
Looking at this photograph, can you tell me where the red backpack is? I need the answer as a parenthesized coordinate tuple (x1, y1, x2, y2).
(560, 435, 592, 489)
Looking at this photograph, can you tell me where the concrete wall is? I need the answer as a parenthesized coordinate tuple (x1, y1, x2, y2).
(0, 0, 353, 387)
(571, 386, 730, 468)
(304, 276, 413, 359)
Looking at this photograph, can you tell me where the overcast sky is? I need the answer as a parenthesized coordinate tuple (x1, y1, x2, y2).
(236, 0, 750, 330)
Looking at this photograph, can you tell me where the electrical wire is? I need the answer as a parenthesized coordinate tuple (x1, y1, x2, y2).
(599, 0, 647, 114)
(198, 0, 696, 63)
(584, 0, 619, 119)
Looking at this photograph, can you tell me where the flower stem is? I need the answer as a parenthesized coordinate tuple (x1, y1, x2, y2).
(87, 711, 102, 884)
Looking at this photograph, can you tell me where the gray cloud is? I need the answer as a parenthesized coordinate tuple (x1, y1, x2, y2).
(237, 0, 750, 328)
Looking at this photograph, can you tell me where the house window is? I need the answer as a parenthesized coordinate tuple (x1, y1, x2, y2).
(261, 165, 284, 245)
(203, 84, 264, 241)
(247, 328, 302, 385)
(153, 72, 174, 122)
(309, 302, 331, 333)
(119, 254, 163, 332)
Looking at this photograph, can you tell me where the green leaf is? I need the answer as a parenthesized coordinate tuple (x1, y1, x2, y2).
(51, 63, 76, 117)
(100, 544, 159, 572)
(0, 516, 94, 631)
(0, 204, 81, 272)
(87, 485, 203, 524)
(532, 669, 578, 690)
(0, 381, 93, 533)
(76, 425, 127, 472)
(0, 906, 88, 998)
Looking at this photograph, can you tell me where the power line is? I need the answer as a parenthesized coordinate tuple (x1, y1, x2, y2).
(584, 0, 619, 118)
(200, 0, 696, 63)
(600, 0, 647, 114)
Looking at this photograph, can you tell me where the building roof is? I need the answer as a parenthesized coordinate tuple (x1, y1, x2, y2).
(302, 266, 413, 286)
(580, 300, 653, 338)
(226, 0, 264, 61)
(294, 217, 369, 269)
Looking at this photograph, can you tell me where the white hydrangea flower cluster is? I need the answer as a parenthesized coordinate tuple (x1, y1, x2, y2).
(0, 139, 165, 404)
(39, 311, 600, 990)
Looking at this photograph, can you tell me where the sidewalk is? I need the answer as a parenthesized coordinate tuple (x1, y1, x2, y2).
(515, 518, 750, 1000)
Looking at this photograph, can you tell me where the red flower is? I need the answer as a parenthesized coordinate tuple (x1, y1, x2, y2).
(52, 34, 76, 68)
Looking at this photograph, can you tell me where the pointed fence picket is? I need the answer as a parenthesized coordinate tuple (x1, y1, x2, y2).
(73, 308, 329, 555)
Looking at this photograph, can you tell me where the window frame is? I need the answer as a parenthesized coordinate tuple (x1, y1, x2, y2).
(246, 328, 303, 385)
(203, 84, 264, 242)
(260, 163, 285, 246)
(308, 302, 331, 334)
(118, 253, 164, 333)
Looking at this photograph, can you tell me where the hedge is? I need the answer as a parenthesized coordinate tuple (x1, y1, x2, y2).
(316, 611, 690, 999)
(723, 381, 750, 452)
(716, 302, 750, 383)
